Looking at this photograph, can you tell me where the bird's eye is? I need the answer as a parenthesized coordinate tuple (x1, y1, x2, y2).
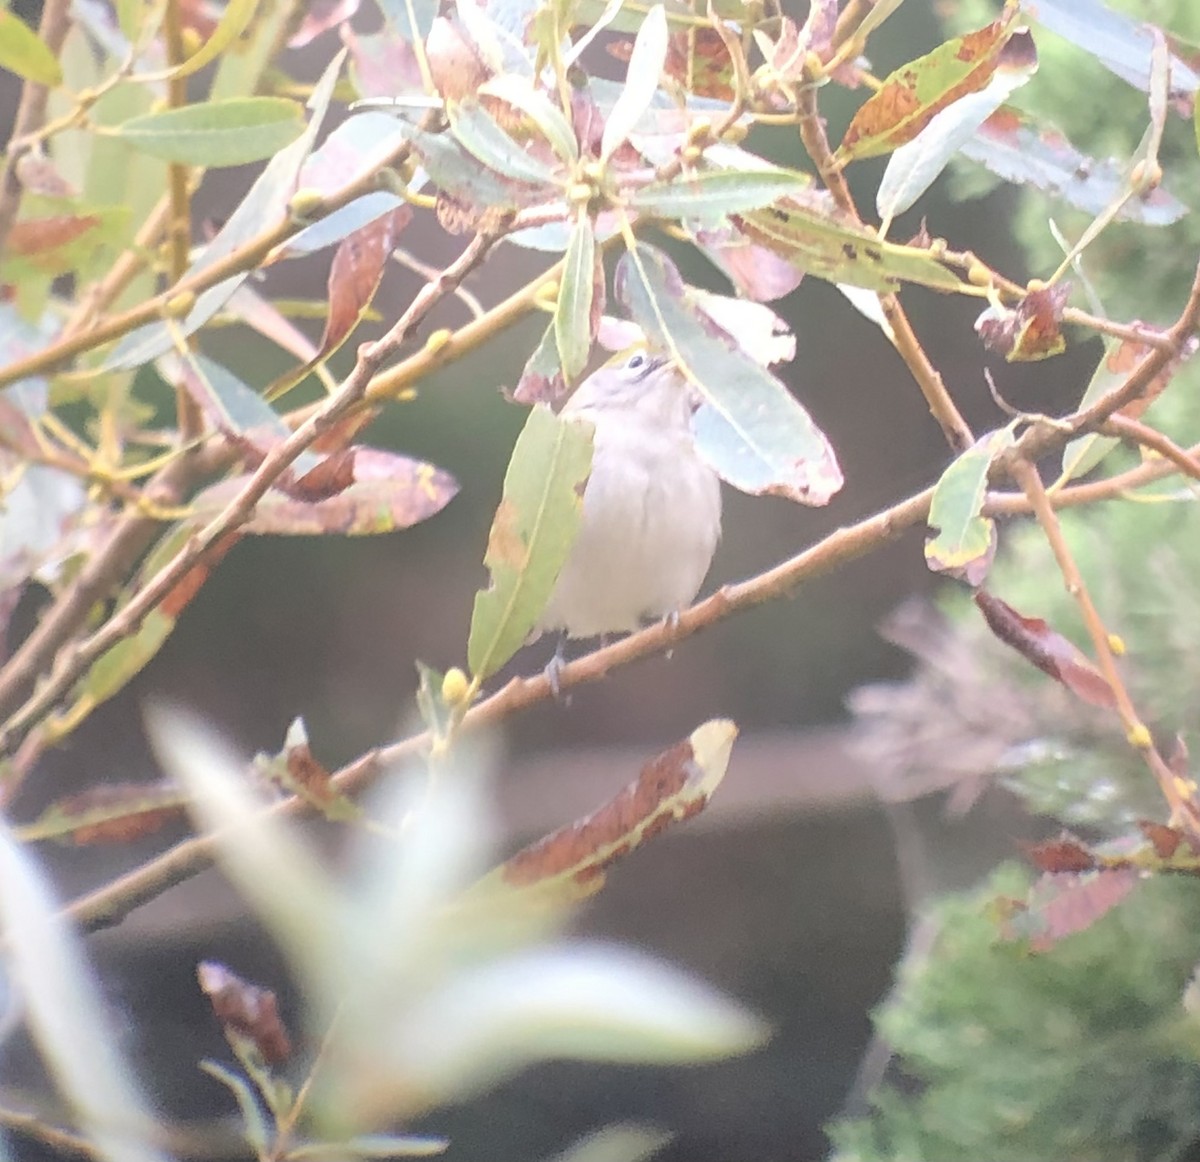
(626, 352, 646, 371)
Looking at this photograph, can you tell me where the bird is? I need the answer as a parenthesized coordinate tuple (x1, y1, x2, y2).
(533, 347, 723, 649)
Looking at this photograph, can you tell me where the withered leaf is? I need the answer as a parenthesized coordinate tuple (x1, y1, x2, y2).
(17, 781, 186, 845)
(974, 590, 1117, 709)
(198, 960, 293, 1065)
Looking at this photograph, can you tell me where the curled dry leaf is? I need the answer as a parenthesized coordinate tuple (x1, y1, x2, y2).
(487, 719, 738, 903)
(975, 281, 1071, 362)
(974, 590, 1117, 709)
(198, 961, 293, 1065)
(1137, 819, 1188, 860)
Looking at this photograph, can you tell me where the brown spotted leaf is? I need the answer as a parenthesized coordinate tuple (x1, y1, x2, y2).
(475, 720, 737, 906)
(974, 590, 1117, 709)
(975, 281, 1071, 362)
(17, 782, 186, 845)
(837, 12, 1025, 162)
(198, 961, 293, 1065)
(1138, 819, 1187, 860)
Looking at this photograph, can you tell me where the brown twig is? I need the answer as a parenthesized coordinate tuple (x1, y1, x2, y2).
(0, 228, 509, 755)
(795, 86, 975, 454)
(0, 0, 74, 262)
(1100, 415, 1200, 482)
(0, 137, 414, 392)
(1009, 457, 1200, 843)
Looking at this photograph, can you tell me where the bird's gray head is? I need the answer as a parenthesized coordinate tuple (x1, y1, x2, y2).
(565, 348, 694, 424)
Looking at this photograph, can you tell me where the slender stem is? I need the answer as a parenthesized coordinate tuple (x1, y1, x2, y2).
(795, 85, 975, 454)
(0, 139, 414, 391)
(1100, 415, 1200, 482)
(1009, 457, 1200, 842)
(1061, 308, 1175, 351)
(0, 0, 74, 261)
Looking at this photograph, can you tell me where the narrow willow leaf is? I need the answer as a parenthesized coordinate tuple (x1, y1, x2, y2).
(838, 9, 1022, 162)
(390, 943, 769, 1102)
(287, 1134, 449, 1158)
(601, 4, 668, 161)
(961, 107, 1185, 225)
(877, 42, 1037, 226)
(106, 50, 346, 369)
(479, 74, 580, 163)
(925, 425, 1015, 585)
(468, 406, 594, 679)
(0, 822, 168, 1162)
(135, 0, 262, 81)
(555, 215, 596, 383)
(277, 192, 409, 257)
(449, 102, 564, 185)
(472, 720, 737, 907)
(112, 97, 305, 166)
(738, 201, 970, 293)
(616, 244, 842, 505)
(1019, 0, 1198, 96)
(198, 1061, 271, 1155)
(547, 1125, 673, 1162)
(628, 168, 811, 224)
(0, 10, 62, 85)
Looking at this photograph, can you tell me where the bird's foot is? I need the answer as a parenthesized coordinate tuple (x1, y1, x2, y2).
(543, 633, 572, 704)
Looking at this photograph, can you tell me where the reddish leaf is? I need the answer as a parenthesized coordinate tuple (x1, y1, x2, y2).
(692, 220, 805, 302)
(974, 590, 1117, 709)
(1138, 819, 1186, 859)
(976, 282, 1071, 362)
(319, 208, 410, 355)
(253, 718, 358, 821)
(18, 781, 186, 845)
(193, 449, 458, 536)
(8, 215, 99, 256)
(493, 720, 736, 899)
(1021, 832, 1097, 873)
(1003, 869, 1138, 952)
(1102, 336, 1176, 421)
(198, 961, 293, 1065)
(158, 531, 241, 619)
(343, 25, 424, 99)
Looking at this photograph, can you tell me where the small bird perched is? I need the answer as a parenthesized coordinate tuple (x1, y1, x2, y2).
(534, 347, 722, 643)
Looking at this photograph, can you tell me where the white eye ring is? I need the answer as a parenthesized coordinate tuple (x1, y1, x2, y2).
(627, 351, 646, 371)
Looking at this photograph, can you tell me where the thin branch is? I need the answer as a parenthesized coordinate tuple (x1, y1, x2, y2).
(1009, 457, 1200, 844)
(795, 85, 975, 454)
(0, 138, 415, 392)
(0, 228, 509, 755)
(1061, 308, 1176, 352)
(1100, 415, 1200, 482)
(0, 0, 74, 261)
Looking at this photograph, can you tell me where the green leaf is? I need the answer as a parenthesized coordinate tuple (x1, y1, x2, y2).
(877, 41, 1037, 227)
(546, 1125, 673, 1162)
(601, 3, 668, 160)
(404, 123, 554, 211)
(925, 425, 1015, 585)
(479, 74, 579, 163)
(0, 9, 62, 85)
(615, 244, 843, 505)
(198, 1060, 271, 1154)
(468, 406, 594, 680)
(449, 101, 564, 186)
(136, 0, 262, 81)
(837, 9, 1022, 162)
(627, 168, 812, 224)
(554, 215, 596, 383)
(106, 49, 346, 369)
(738, 200, 971, 293)
(112, 97, 305, 166)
